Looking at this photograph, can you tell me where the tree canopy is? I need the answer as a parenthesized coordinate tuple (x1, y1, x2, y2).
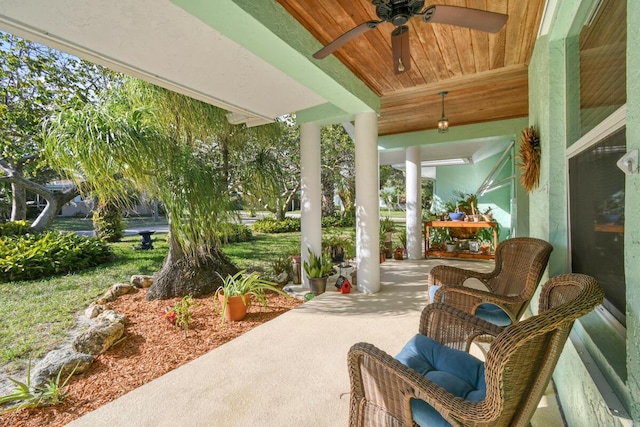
(44, 77, 284, 299)
(0, 31, 118, 227)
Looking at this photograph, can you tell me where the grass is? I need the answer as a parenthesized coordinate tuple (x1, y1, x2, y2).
(0, 235, 168, 369)
(222, 232, 301, 272)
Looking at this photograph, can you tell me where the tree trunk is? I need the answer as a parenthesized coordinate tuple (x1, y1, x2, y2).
(0, 160, 78, 231)
(321, 169, 334, 217)
(146, 231, 239, 300)
(10, 182, 27, 221)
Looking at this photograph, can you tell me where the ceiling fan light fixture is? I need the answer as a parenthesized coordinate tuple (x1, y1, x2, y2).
(438, 91, 449, 133)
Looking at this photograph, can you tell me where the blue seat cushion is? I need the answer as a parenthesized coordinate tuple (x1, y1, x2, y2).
(429, 285, 512, 326)
(395, 334, 486, 427)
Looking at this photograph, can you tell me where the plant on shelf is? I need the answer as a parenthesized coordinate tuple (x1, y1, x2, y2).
(214, 270, 287, 324)
(430, 227, 450, 251)
(476, 223, 501, 252)
(482, 206, 494, 222)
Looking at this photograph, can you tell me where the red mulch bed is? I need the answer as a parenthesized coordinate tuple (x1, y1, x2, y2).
(0, 287, 302, 427)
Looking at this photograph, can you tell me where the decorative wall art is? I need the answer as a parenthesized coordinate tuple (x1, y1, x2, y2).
(518, 126, 541, 192)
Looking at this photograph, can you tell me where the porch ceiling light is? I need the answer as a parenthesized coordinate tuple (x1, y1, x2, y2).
(438, 91, 449, 133)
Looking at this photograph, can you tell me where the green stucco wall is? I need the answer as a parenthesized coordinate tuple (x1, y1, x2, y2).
(434, 151, 512, 241)
(625, 0, 640, 421)
(527, 34, 569, 278)
(528, 0, 640, 424)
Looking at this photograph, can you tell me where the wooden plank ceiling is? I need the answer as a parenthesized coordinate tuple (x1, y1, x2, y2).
(276, 0, 545, 136)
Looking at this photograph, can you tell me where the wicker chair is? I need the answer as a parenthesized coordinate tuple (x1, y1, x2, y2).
(348, 274, 604, 427)
(428, 237, 553, 326)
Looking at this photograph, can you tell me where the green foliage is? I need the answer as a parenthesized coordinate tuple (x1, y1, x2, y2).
(321, 213, 355, 228)
(430, 227, 452, 246)
(0, 220, 29, 237)
(92, 202, 125, 242)
(0, 231, 114, 282)
(398, 228, 407, 249)
(303, 248, 333, 278)
(252, 217, 300, 233)
(216, 223, 253, 244)
(322, 235, 355, 261)
(380, 216, 395, 233)
(161, 295, 193, 337)
(214, 270, 288, 325)
(270, 254, 292, 276)
(0, 358, 76, 413)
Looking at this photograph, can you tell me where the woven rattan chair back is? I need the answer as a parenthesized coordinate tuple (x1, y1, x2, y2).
(348, 274, 603, 427)
(428, 237, 553, 324)
(486, 237, 553, 300)
(480, 274, 603, 426)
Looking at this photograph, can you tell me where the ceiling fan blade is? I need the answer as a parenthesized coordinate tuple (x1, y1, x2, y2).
(420, 5, 508, 33)
(313, 20, 382, 59)
(391, 26, 411, 74)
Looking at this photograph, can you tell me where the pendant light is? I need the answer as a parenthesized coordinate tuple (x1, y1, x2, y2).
(438, 91, 449, 133)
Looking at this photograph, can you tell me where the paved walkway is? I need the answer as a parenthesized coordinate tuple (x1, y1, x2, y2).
(67, 258, 562, 427)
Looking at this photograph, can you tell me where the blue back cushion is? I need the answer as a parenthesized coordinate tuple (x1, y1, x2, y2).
(395, 334, 486, 427)
(429, 285, 512, 326)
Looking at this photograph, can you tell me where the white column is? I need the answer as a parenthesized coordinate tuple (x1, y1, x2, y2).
(406, 146, 422, 259)
(300, 122, 322, 289)
(355, 111, 380, 293)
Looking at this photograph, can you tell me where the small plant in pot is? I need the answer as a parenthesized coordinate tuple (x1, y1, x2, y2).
(380, 216, 395, 257)
(303, 248, 333, 295)
(214, 270, 287, 325)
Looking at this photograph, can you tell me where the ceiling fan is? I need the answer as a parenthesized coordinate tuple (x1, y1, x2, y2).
(312, 1, 508, 74)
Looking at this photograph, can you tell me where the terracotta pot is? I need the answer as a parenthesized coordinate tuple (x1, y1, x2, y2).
(218, 292, 250, 322)
(380, 252, 386, 263)
(308, 277, 328, 295)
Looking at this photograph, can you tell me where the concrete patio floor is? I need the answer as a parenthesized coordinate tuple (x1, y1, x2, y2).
(67, 258, 563, 427)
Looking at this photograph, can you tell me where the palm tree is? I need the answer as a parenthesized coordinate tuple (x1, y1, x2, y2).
(44, 78, 279, 300)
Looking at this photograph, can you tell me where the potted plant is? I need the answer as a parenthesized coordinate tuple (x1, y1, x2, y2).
(429, 227, 450, 252)
(322, 235, 354, 263)
(379, 224, 388, 262)
(214, 270, 287, 324)
(380, 216, 395, 257)
(482, 206, 494, 222)
(445, 240, 457, 252)
(303, 248, 333, 295)
(398, 228, 408, 258)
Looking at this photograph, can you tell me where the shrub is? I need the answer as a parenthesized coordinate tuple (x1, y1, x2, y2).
(321, 213, 356, 228)
(0, 220, 30, 237)
(0, 231, 114, 282)
(217, 223, 253, 243)
(252, 217, 300, 233)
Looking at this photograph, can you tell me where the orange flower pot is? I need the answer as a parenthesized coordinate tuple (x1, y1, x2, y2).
(218, 292, 251, 322)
